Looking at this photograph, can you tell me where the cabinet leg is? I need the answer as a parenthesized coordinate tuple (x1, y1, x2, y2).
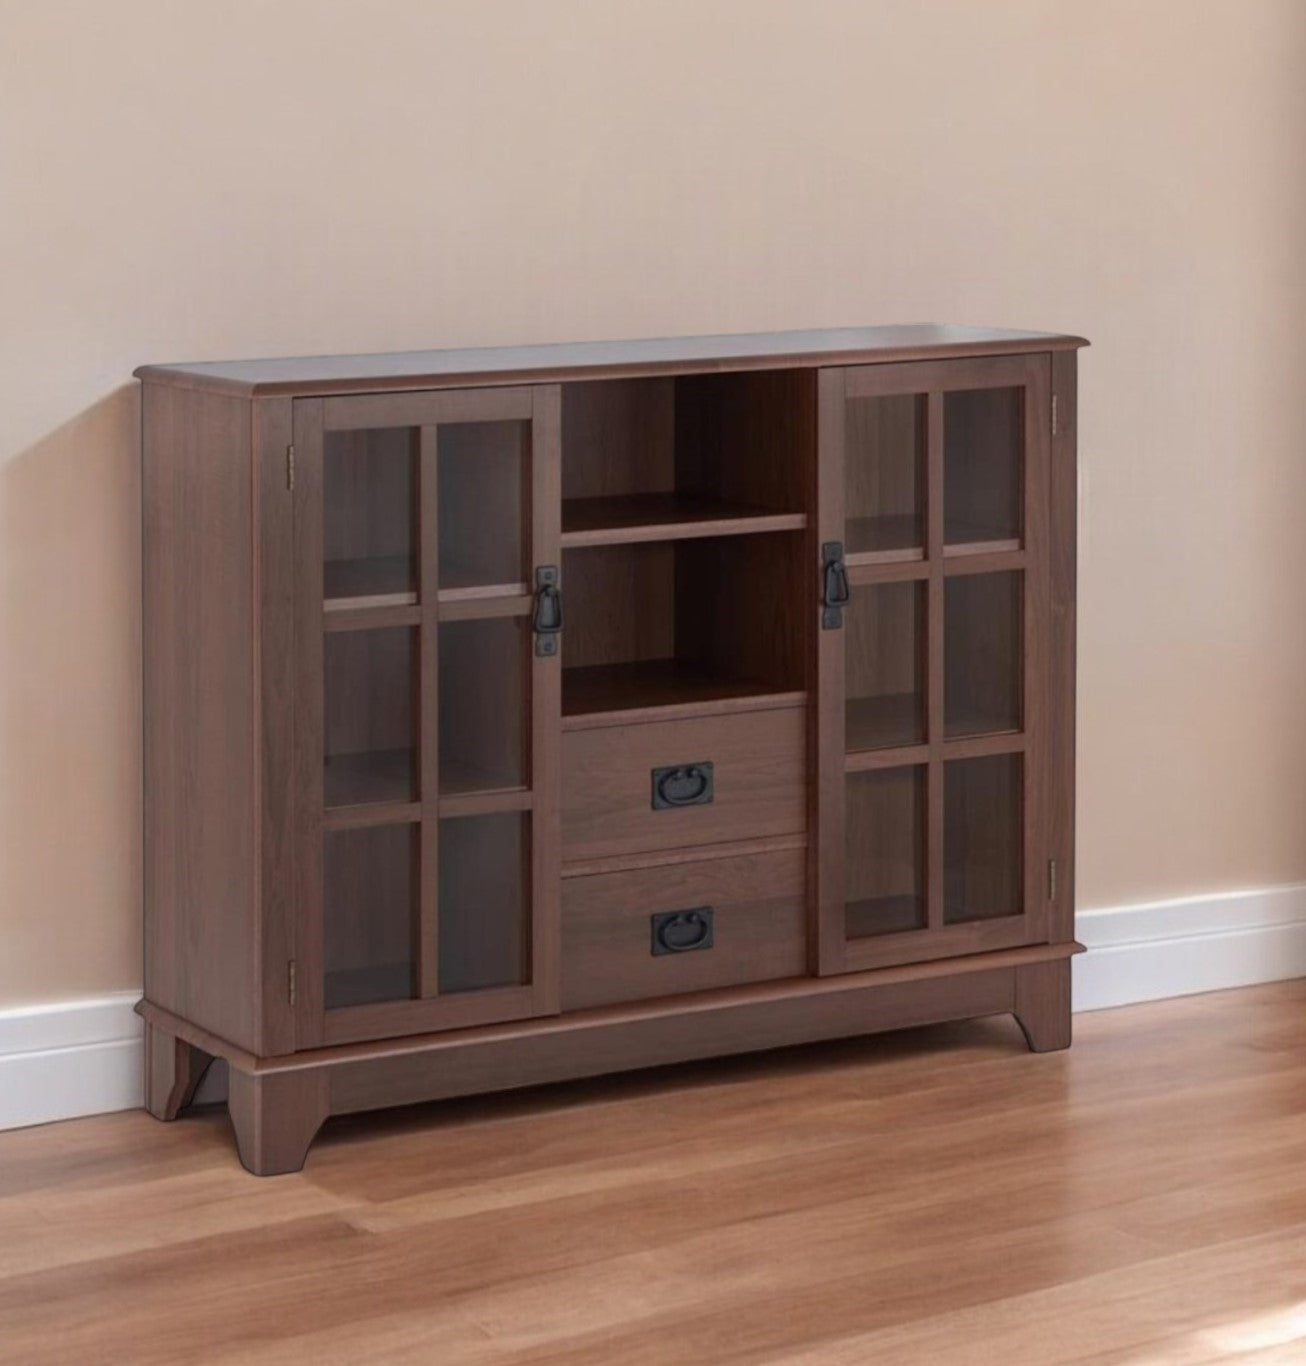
(228, 1068, 330, 1177)
(144, 1022, 213, 1121)
(1013, 959, 1072, 1053)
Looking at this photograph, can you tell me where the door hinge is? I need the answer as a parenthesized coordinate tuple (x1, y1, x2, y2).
(1047, 859, 1058, 902)
(286, 444, 296, 491)
(1051, 396, 1059, 438)
(288, 958, 297, 1006)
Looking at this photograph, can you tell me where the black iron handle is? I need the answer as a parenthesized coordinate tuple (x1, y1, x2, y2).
(651, 762, 714, 810)
(651, 907, 714, 956)
(822, 541, 849, 629)
(533, 565, 561, 656)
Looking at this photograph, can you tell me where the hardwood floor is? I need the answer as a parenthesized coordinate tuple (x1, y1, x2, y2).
(2, 982, 1305, 1363)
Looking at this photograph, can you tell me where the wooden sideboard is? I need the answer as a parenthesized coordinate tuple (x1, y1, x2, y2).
(136, 325, 1086, 1174)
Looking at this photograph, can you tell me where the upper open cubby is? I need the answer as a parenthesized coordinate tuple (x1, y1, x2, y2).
(560, 371, 811, 547)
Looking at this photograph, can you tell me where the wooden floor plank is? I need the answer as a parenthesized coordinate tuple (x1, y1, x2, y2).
(0, 982, 1303, 1364)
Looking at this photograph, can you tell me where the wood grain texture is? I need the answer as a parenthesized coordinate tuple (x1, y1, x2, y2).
(141, 384, 260, 1052)
(528, 383, 564, 1017)
(6, 981, 1300, 1365)
(228, 1067, 329, 1177)
(142, 1023, 212, 1121)
(290, 397, 328, 1048)
(1013, 957, 1072, 1052)
(134, 325, 1089, 396)
(560, 706, 806, 862)
(560, 847, 807, 1010)
(138, 333, 1082, 1187)
(254, 397, 298, 1055)
(560, 376, 675, 500)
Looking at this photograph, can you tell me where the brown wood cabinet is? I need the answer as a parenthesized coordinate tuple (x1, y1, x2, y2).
(136, 325, 1086, 1174)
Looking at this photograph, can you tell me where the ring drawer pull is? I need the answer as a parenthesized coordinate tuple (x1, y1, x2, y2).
(651, 907, 714, 956)
(651, 762, 714, 810)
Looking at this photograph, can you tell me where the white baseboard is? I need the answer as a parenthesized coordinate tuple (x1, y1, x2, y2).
(2, 885, 1303, 1131)
(1073, 884, 1306, 1011)
(0, 992, 143, 1131)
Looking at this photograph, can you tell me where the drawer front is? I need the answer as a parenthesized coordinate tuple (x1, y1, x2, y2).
(561, 707, 806, 863)
(562, 848, 807, 1011)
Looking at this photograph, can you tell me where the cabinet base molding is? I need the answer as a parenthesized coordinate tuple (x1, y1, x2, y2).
(138, 944, 1079, 1176)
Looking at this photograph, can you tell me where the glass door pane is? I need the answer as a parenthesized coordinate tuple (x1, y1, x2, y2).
(845, 767, 926, 938)
(323, 428, 417, 607)
(944, 571, 1023, 737)
(438, 421, 528, 590)
(438, 617, 529, 794)
(324, 626, 418, 807)
(438, 812, 530, 993)
(944, 387, 1023, 553)
(324, 824, 418, 1009)
(944, 754, 1023, 924)
(846, 581, 926, 750)
(845, 393, 926, 559)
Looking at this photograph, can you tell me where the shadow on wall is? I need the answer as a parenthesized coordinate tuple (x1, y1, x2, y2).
(0, 385, 144, 1003)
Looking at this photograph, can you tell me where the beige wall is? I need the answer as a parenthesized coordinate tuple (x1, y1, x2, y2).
(2, 1, 1304, 1007)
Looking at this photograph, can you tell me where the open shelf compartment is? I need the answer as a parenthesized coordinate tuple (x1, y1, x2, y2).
(560, 372, 811, 546)
(561, 532, 806, 721)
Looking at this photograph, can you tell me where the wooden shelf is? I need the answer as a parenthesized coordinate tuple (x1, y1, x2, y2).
(846, 895, 926, 939)
(324, 750, 537, 813)
(562, 493, 804, 547)
(324, 556, 417, 611)
(846, 694, 925, 753)
(562, 659, 802, 723)
(439, 756, 526, 798)
(846, 514, 924, 564)
(324, 748, 417, 808)
(944, 517, 1020, 557)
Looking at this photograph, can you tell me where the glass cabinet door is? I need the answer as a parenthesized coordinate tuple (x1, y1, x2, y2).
(294, 386, 560, 1047)
(816, 356, 1049, 973)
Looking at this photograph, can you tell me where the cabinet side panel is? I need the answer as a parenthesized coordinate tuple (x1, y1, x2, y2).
(1049, 352, 1078, 943)
(142, 384, 258, 1051)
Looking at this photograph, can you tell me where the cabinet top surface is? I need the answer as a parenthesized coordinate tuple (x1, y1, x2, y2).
(135, 324, 1088, 397)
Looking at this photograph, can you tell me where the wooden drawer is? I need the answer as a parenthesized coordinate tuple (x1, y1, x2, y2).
(561, 847, 807, 1011)
(561, 706, 806, 863)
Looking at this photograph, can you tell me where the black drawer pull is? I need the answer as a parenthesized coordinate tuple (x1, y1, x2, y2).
(651, 907, 714, 956)
(651, 762, 714, 810)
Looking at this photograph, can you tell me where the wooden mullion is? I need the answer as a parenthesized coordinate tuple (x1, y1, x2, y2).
(290, 398, 327, 1048)
(324, 801, 422, 832)
(417, 426, 440, 998)
(844, 354, 1038, 400)
(530, 385, 562, 1014)
(814, 369, 846, 975)
(941, 550, 1027, 578)
(323, 604, 423, 633)
(925, 392, 945, 934)
(322, 386, 537, 432)
(846, 558, 930, 586)
(436, 591, 532, 622)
